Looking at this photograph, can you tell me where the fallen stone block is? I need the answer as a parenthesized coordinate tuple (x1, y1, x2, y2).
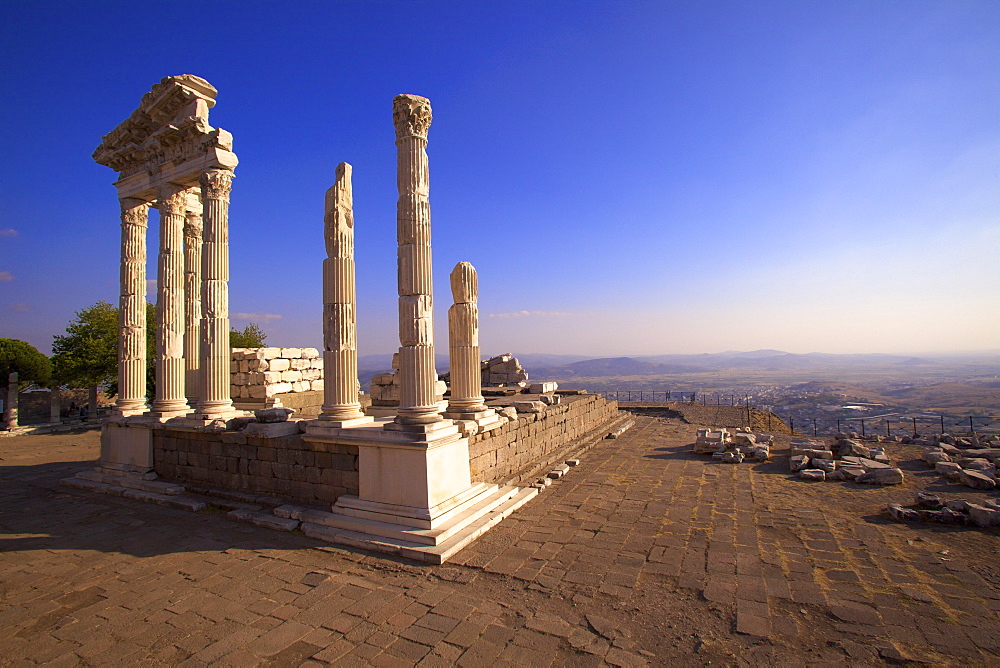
(857, 457, 891, 471)
(812, 458, 837, 473)
(958, 458, 995, 472)
(607, 420, 634, 439)
(694, 441, 726, 455)
(959, 470, 997, 490)
(839, 466, 866, 481)
(750, 445, 769, 462)
(856, 468, 904, 485)
(548, 464, 571, 479)
(945, 499, 971, 513)
(797, 448, 834, 460)
(935, 461, 964, 480)
(922, 448, 951, 467)
(916, 508, 966, 525)
(837, 439, 871, 458)
(512, 401, 546, 414)
(715, 451, 744, 463)
(539, 394, 561, 406)
(967, 504, 1000, 528)
(497, 406, 518, 420)
(789, 454, 810, 472)
(827, 470, 847, 481)
(566, 459, 580, 467)
(529, 382, 558, 393)
(799, 469, 826, 482)
(915, 491, 943, 510)
(887, 503, 921, 522)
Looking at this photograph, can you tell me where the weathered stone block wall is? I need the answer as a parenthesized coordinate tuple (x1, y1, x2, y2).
(230, 347, 324, 400)
(470, 394, 620, 484)
(153, 428, 358, 504)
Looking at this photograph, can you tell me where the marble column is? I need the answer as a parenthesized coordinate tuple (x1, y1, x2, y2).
(150, 185, 188, 415)
(49, 387, 61, 423)
(117, 198, 150, 416)
(3, 372, 17, 429)
(195, 169, 236, 418)
(445, 262, 488, 417)
(183, 202, 203, 407)
(390, 94, 442, 428)
(319, 162, 369, 424)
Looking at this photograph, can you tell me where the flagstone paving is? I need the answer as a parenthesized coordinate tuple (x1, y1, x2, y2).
(2, 417, 999, 666)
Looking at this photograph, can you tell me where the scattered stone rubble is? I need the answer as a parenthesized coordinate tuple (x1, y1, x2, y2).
(887, 491, 1000, 528)
(692, 428, 772, 463)
(920, 434, 1000, 491)
(789, 437, 903, 485)
(230, 347, 324, 399)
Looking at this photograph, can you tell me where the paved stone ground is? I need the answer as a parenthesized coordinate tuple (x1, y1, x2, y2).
(2, 417, 1000, 666)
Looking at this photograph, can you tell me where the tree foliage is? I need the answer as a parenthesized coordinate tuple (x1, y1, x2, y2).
(51, 301, 156, 397)
(0, 338, 52, 390)
(230, 322, 267, 348)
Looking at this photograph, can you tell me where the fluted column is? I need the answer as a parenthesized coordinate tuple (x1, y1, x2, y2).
(391, 94, 441, 427)
(195, 169, 235, 417)
(320, 162, 368, 422)
(117, 198, 149, 415)
(446, 262, 488, 415)
(150, 185, 188, 415)
(183, 202, 203, 407)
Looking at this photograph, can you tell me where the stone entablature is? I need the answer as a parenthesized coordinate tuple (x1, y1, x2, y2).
(93, 75, 237, 201)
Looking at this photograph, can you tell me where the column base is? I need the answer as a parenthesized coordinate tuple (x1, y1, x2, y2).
(443, 408, 506, 435)
(305, 415, 375, 436)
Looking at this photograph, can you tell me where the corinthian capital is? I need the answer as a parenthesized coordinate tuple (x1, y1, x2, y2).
(120, 198, 149, 226)
(200, 169, 234, 201)
(157, 185, 188, 215)
(392, 94, 432, 140)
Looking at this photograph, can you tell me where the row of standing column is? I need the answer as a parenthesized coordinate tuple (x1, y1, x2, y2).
(115, 169, 235, 419)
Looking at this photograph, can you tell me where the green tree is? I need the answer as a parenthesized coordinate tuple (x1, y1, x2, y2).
(51, 301, 156, 398)
(0, 338, 52, 390)
(230, 322, 267, 348)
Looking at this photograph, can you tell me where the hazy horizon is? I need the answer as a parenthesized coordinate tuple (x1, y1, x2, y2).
(2, 2, 998, 357)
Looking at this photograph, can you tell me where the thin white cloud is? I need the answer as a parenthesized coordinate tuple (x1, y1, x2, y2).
(0, 229, 17, 238)
(488, 310, 571, 319)
(0, 271, 14, 282)
(11, 303, 30, 312)
(232, 312, 284, 323)
(146, 279, 157, 294)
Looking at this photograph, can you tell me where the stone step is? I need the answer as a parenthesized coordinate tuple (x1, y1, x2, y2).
(301, 486, 538, 564)
(297, 485, 521, 547)
(76, 470, 184, 495)
(227, 508, 299, 531)
(332, 482, 500, 530)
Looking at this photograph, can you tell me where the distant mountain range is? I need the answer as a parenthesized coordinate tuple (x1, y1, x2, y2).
(523, 350, 975, 379)
(356, 349, 999, 388)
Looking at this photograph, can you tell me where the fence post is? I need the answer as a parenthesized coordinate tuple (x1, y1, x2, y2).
(813, 419, 818, 437)
(789, 417, 794, 434)
(836, 418, 841, 434)
(970, 415, 976, 435)
(886, 420, 891, 438)
(912, 417, 917, 437)
(940, 415, 945, 435)
(861, 419, 865, 438)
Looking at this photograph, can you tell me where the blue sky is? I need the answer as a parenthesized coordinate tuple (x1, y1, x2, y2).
(1, 0, 997, 358)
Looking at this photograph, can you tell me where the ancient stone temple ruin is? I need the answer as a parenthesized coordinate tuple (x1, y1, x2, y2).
(74, 76, 627, 563)
(92, 75, 240, 474)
